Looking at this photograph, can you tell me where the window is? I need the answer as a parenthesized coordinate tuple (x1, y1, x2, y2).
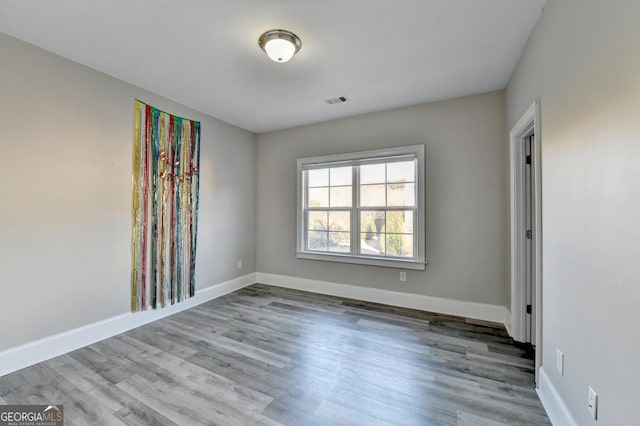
(297, 145, 425, 270)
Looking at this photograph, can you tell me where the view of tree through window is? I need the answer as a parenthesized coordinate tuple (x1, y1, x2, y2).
(298, 145, 425, 268)
(302, 154, 419, 261)
(359, 160, 415, 258)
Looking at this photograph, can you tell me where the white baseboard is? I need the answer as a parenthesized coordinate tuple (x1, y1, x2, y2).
(537, 366, 577, 426)
(0, 273, 255, 378)
(256, 272, 510, 326)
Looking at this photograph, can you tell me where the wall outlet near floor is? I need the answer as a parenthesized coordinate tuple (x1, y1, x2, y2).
(237, 260, 242, 269)
(587, 386, 598, 420)
(399, 271, 407, 282)
(556, 349, 564, 376)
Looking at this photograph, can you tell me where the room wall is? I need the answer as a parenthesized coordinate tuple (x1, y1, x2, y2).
(256, 92, 507, 307)
(0, 33, 257, 352)
(506, 1, 640, 424)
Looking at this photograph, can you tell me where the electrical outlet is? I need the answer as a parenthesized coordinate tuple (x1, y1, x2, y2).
(587, 386, 598, 420)
(556, 349, 564, 376)
(237, 260, 242, 269)
(399, 271, 406, 282)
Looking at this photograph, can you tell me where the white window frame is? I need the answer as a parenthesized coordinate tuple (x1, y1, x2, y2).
(296, 145, 426, 270)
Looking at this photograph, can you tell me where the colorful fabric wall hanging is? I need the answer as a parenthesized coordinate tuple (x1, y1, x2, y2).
(131, 100, 201, 312)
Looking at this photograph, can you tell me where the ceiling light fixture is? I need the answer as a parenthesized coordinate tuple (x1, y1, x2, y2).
(258, 29, 302, 63)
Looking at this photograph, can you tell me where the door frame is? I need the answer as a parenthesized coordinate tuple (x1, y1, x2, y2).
(509, 100, 543, 384)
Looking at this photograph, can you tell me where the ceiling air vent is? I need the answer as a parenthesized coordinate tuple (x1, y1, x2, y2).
(326, 96, 348, 105)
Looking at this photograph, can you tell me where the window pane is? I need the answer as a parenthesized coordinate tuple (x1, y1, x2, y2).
(330, 166, 352, 186)
(308, 211, 328, 231)
(329, 211, 350, 231)
(328, 232, 350, 252)
(383, 211, 411, 257)
(330, 186, 352, 207)
(308, 231, 328, 251)
(395, 211, 414, 234)
(360, 184, 385, 206)
(387, 182, 415, 207)
(360, 232, 383, 255)
(384, 234, 413, 257)
(360, 163, 385, 184)
(384, 211, 406, 233)
(308, 187, 328, 207)
(361, 211, 385, 233)
(360, 210, 384, 256)
(387, 161, 415, 183)
(307, 168, 328, 187)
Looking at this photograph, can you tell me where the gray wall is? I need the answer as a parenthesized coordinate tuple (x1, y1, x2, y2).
(0, 33, 257, 351)
(506, 1, 640, 424)
(257, 92, 507, 306)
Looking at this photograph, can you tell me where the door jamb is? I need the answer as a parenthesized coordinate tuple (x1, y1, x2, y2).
(509, 100, 543, 384)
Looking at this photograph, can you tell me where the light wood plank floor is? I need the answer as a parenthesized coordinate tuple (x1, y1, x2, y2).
(0, 284, 550, 425)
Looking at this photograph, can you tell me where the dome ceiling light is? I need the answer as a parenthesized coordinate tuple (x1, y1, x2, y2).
(258, 29, 302, 63)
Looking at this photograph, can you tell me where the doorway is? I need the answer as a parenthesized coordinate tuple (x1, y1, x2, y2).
(509, 100, 542, 384)
(524, 133, 535, 345)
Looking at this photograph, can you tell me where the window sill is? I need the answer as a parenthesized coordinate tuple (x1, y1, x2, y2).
(296, 251, 426, 270)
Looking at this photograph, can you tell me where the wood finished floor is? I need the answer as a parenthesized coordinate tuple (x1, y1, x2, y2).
(0, 284, 550, 425)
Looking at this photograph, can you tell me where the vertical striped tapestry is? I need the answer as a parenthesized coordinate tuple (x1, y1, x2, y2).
(131, 100, 201, 312)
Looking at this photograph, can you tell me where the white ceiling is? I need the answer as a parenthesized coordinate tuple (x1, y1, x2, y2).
(0, 0, 545, 133)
